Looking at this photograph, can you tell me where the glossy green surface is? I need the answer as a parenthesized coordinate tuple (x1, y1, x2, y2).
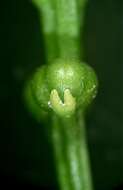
(46, 59, 98, 109)
(27, 58, 98, 116)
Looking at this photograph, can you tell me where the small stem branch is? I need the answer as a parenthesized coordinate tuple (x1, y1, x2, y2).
(78, 111, 93, 190)
(51, 112, 93, 190)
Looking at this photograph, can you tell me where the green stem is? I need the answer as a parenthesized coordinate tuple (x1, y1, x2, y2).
(51, 112, 93, 190)
(32, 0, 59, 61)
(32, 0, 87, 60)
(55, 0, 80, 58)
(78, 111, 93, 190)
(31, 1, 94, 190)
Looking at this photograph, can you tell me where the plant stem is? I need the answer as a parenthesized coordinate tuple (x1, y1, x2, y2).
(54, 0, 80, 59)
(33, 0, 87, 60)
(51, 112, 93, 190)
(32, 0, 59, 61)
(32, 1, 94, 190)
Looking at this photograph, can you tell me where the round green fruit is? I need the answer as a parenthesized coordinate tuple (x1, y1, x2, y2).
(26, 58, 98, 117)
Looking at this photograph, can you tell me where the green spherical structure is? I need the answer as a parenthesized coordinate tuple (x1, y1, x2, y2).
(46, 59, 84, 100)
(27, 58, 98, 116)
(46, 58, 98, 109)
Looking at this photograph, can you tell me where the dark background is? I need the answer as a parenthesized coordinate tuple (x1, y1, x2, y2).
(0, 0, 122, 189)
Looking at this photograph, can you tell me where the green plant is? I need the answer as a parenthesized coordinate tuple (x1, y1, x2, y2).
(24, 0, 98, 190)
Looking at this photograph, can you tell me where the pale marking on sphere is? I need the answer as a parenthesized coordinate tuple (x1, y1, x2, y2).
(49, 89, 76, 117)
(48, 101, 52, 108)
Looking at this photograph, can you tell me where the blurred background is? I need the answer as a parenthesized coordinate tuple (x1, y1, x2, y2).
(0, 0, 122, 189)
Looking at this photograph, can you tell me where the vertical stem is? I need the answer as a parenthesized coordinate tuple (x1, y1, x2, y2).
(32, 0, 59, 62)
(32, 1, 93, 190)
(78, 111, 93, 190)
(51, 112, 93, 190)
(32, 0, 88, 60)
(51, 115, 73, 190)
(77, 0, 88, 59)
(55, 0, 80, 59)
